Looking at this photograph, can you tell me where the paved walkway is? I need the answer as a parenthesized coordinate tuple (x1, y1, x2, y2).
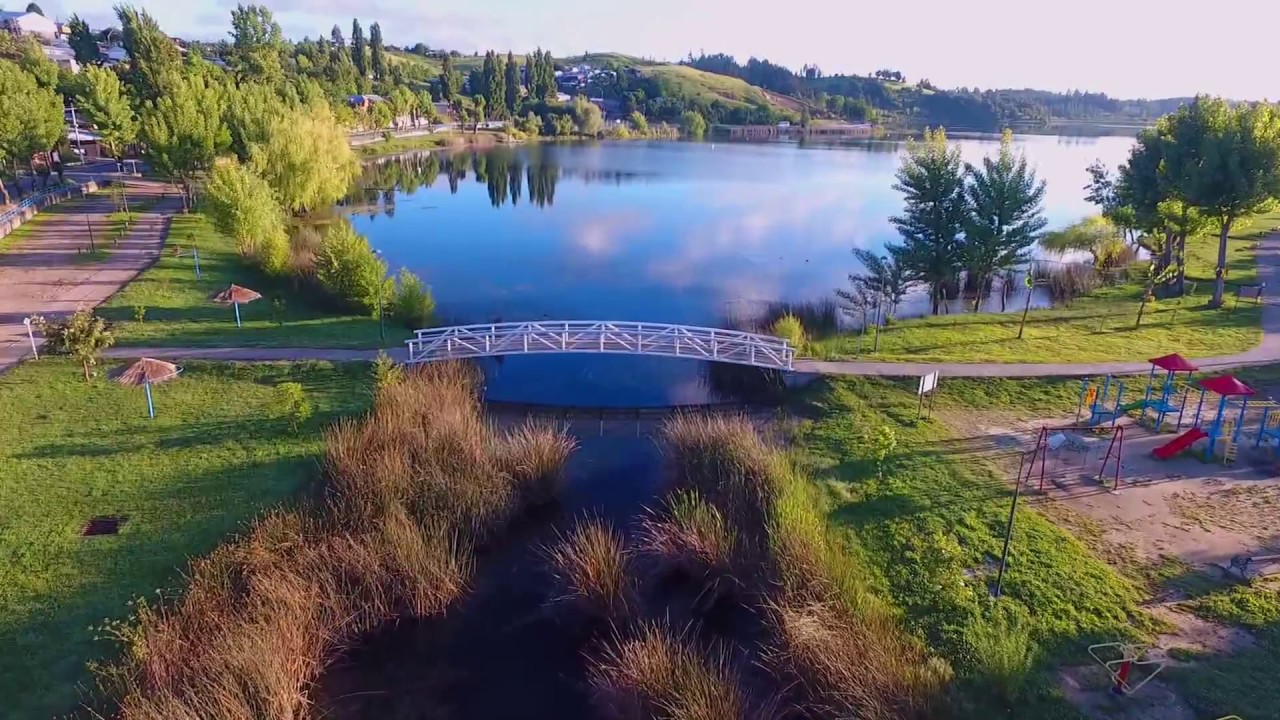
(0, 180, 181, 370)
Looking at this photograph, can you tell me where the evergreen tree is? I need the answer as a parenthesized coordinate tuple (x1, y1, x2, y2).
(67, 15, 100, 65)
(351, 19, 367, 89)
(440, 53, 459, 101)
(886, 128, 968, 314)
(505, 51, 520, 114)
(962, 130, 1047, 311)
(369, 22, 386, 83)
(542, 49, 556, 100)
(329, 25, 346, 52)
(523, 53, 534, 91)
(485, 51, 505, 119)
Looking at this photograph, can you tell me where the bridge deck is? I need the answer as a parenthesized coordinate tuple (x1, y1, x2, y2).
(406, 321, 794, 371)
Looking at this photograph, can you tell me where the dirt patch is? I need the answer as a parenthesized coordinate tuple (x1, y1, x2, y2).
(1150, 606, 1258, 657)
(1168, 483, 1280, 539)
(1058, 664, 1196, 720)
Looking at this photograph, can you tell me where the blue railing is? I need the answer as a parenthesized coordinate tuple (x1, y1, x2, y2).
(0, 182, 89, 228)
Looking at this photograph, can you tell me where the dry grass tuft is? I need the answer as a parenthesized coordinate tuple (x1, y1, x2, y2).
(97, 361, 574, 719)
(588, 622, 756, 720)
(656, 413, 950, 719)
(545, 518, 635, 621)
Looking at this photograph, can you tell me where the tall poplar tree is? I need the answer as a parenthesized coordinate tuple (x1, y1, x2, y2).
(505, 51, 520, 114)
(369, 22, 386, 83)
(350, 19, 367, 90)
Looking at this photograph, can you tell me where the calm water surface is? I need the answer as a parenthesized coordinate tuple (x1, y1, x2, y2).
(350, 136, 1133, 406)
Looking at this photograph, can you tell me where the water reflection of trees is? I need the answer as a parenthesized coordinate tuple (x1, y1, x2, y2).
(348, 148, 650, 218)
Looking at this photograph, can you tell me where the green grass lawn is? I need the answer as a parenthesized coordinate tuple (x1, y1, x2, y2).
(357, 133, 454, 157)
(791, 376, 1154, 717)
(0, 358, 372, 720)
(101, 214, 409, 348)
(811, 211, 1279, 364)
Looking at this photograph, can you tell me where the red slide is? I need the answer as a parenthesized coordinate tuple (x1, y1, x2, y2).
(1152, 428, 1207, 460)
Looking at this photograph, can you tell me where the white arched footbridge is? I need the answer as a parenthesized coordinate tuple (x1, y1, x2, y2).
(406, 321, 795, 371)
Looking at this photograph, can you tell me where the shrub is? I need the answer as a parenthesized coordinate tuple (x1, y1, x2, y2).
(133, 305, 147, 323)
(201, 158, 290, 275)
(680, 110, 707, 140)
(392, 267, 435, 328)
(274, 381, 312, 432)
(518, 111, 541, 136)
(32, 306, 115, 381)
(545, 518, 634, 621)
(769, 313, 807, 352)
(314, 221, 387, 314)
(588, 621, 755, 720)
(629, 111, 649, 135)
(370, 350, 403, 396)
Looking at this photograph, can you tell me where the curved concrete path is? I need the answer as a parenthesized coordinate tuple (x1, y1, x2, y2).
(0, 180, 182, 371)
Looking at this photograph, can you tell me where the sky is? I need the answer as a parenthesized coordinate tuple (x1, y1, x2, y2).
(31, 0, 1280, 100)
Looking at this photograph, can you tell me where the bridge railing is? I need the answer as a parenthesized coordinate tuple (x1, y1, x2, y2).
(406, 321, 794, 370)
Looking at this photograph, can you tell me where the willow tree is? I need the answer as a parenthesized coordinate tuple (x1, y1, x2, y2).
(140, 71, 230, 209)
(251, 104, 360, 214)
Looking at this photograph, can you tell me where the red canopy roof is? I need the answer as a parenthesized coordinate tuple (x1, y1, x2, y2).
(1197, 375, 1256, 397)
(1149, 353, 1198, 373)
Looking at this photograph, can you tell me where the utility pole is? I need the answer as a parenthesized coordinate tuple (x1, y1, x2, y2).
(994, 453, 1027, 598)
(66, 103, 84, 163)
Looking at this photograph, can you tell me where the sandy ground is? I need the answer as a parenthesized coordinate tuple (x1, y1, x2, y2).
(938, 408, 1279, 719)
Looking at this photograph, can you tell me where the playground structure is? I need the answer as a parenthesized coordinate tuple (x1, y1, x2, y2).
(1167, 374, 1258, 462)
(1075, 353, 1280, 465)
(1088, 642, 1166, 696)
(1021, 424, 1126, 493)
(1077, 354, 1198, 430)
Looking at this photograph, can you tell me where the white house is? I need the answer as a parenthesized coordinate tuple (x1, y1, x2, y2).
(0, 10, 58, 39)
(41, 42, 79, 72)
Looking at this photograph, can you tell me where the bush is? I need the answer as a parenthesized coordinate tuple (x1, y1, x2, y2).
(370, 350, 403, 396)
(391, 267, 435, 328)
(32, 306, 115, 381)
(274, 382, 312, 432)
(629, 111, 649, 135)
(769, 313, 807, 352)
(680, 110, 707, 140)
(518, 111, 541, 136)
(201, 158, 290, 275)
(314, 221, 387, 314)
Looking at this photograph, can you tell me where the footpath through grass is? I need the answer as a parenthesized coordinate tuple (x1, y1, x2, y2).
(0, 358, 371, 720)
(791, 376, 1153, 717)
(811, 211, 1278, 364)
(102, 213, 408, 348)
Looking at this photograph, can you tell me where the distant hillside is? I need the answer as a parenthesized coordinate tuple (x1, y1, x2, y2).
(387, 49, 800, 123)
(681, 52, 1180, 131)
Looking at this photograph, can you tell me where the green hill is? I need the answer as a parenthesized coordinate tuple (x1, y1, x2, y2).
(386, 49, 799, 120)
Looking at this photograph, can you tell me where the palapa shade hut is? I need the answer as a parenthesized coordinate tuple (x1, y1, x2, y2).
(116, 357, 182, 419)
(212, 284, 262, 328)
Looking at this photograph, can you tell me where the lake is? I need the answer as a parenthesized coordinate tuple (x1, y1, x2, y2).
(349, 136, 1134, 406)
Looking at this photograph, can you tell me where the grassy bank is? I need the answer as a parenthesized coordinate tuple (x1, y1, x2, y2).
(791, 376, 1152, 717)
(355, 130, 510, 158)
(0, 359, 372, 720)
(811, 211, 1277, 364)
(93, 363, 574, 718)
(101, 214, 408, 348)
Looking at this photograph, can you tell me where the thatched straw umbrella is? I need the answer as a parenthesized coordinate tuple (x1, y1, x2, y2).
(212, 284, 262, 328)
(116, 357, 182, 419)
